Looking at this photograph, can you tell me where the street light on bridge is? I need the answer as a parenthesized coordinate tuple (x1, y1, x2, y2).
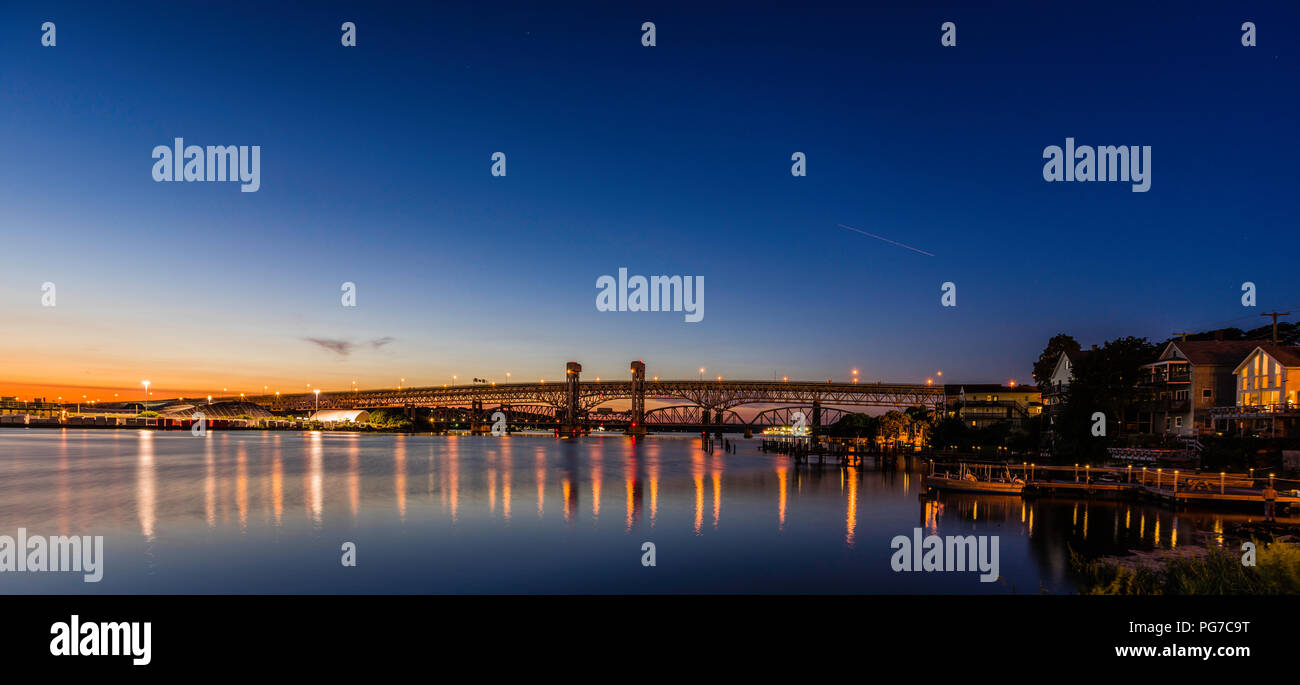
(141, 380, 150, 412)
(314, 388, 320, 414)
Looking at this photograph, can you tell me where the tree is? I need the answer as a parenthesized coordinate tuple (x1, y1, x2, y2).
(932, 416, 971, 451)
(905, 405, 939, 448)
(1055, 335, 1158, 462)
(1171, 322, 1297, 345)
(877, 411, 910, 449)
(1033, 334, 1082, 389)
(828, 412, 879, 439)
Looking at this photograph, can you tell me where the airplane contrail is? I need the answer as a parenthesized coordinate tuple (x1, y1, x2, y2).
(837, 223, 935, 257)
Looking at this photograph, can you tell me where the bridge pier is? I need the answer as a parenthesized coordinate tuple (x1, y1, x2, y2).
(470, 399, 486, 435)
(560, 361, 583, 437)
(627, 361, 646, 436)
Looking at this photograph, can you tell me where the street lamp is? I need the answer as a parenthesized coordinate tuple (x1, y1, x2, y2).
(699, 367, 705, 380)
(314, 388, 321, 414)
(141, 381, 150, 413)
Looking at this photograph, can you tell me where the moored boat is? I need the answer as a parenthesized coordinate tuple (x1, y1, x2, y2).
(924, 464, 1026, 494)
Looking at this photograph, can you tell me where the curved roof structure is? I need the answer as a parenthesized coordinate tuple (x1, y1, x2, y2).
(158, 401, 275, 419)
(309, 409, 371, 423)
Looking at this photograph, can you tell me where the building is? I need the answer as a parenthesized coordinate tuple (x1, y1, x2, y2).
(309, 409, 371, 424)
(158, 401, 275, 419)
(944, 384, 1042, 430)
(1137, 340, 1258, 437)
(1043, 348, 1093, 411)
(1235, 345, 1300, 408)
(1211, 344, 1300, 438)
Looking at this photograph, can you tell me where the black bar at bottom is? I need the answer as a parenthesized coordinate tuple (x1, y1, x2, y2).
(4, 594, 1288, 674)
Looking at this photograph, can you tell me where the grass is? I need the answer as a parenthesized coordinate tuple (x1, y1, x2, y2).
(1074, 541, 1300, 594)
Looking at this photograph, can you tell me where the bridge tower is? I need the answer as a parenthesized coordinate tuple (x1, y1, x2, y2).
(470, 399, 484, 435)
(812, 400, 822, 436)
(562, 361, 583, 436)
(628, 360, 646, 436)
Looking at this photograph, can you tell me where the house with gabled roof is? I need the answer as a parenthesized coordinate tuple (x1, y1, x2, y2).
(1137, 340, 1259, 437)
(1212, 344, 1300, 438)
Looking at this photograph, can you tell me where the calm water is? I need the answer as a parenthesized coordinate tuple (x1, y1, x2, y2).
(0, 430, 1279, 594)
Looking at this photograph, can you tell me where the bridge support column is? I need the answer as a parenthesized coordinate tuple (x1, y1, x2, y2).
(627, 361, 646, 436)
(812, 400, 822, 436)
(469, 399, 485, 434)
(562, 361, 583, 436)
(713, 409, 724, 438)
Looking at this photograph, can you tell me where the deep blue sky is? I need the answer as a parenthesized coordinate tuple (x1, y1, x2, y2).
(1, 0, 1297, 398)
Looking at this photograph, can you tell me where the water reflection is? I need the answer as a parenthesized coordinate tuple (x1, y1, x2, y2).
(136, 431, 155, 542)
(776, 463, 788, 531)
(307, 433, 324, 526)
(1, 430, 1292, 594)
(501, 440, 513, 521)
(845, 465, 858, 547)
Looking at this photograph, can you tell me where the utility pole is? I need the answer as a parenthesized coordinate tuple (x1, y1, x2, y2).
(1261, 311, 1291, 344)
(1172, 331, 1190, 342)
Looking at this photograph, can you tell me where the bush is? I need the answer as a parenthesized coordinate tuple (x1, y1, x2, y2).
(366, 408, 415, 431)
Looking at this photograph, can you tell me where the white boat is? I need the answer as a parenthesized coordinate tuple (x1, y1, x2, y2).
(924, 464, 1025, 494)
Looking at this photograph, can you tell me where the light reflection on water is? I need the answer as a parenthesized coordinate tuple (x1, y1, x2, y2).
(0, 430, 1287, 594)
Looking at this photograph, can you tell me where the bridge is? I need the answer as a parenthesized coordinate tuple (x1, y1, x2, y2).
(219, 361, 945, 435)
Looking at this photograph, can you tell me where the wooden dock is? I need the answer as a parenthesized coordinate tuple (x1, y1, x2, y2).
(922, 459, 1298, 513)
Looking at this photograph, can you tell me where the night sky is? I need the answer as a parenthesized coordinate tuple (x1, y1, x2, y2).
(1, 0, 1296, 400)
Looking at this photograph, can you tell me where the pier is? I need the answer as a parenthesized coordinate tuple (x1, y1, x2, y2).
(923, 460, 1300, 512)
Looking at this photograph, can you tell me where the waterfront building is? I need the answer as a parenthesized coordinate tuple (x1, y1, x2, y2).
(310, 409, 371, 424)
(944, 384, 1042, 430)
(1136, 340, 1258, 437)
(1210, 344, 1300, 438)
(1043, 348, 1093, 412)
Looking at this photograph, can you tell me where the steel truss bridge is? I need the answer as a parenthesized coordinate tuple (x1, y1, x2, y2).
(225, 361, 945, 434)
